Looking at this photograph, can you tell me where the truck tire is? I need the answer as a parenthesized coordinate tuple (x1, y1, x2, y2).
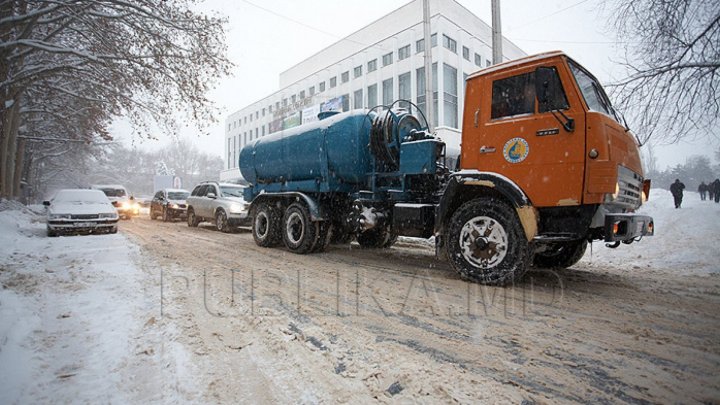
(312, 221, 333, 253)
(187, 208, 200, 227)
(215, 209, 231, 233)
(253, 203, 282, 247)
(282, 203, 319, 254)
(533, 240, 587, 269)
(357, 227, 396, 249)
(446, 198, 530, 286)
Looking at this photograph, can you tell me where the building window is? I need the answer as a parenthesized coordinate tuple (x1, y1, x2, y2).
(416, 63, 438, 128)
(367, 84, 377, 107)
(431, 33, 437, 47)
(256, 128, 259, 137)
(291, 95, 296, 104)
(398, 45, 410, 60)
(462, 46, 470, 61)
(309, 86, 315, 96)
(342, 93, 350, 111)
(382, 78, 393, 106)
(341, 71, 349, 83)
(227, 138, 231, 169)
(275, 101, 280, 110)
(443, 63, 458, 128)
(262, 126, 265, 136)
(330, 76, 337, 88)
(354, 65, 362, 78)
(262, 108, 266, 116)
(256, 111, 259, 119)
(486, 59, 492, 68)
(353, 89, 363, 109)
(244, 117, 247, 124)
(368, 59, 377, 72)
(382, 52, 393, 67)
(282, 98, 287, 107)
(474, 53, 482, 67)
(416, 38, 424, 53)
(228, 123, 231, 131)
(398, 72, 411, 109)
(442, 34, 457, 53)
(299, 90, 305, 99)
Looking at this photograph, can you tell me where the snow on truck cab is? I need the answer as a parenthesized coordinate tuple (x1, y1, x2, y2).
(238, 51, 654, 286)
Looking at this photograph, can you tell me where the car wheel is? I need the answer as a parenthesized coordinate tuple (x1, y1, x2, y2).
(187, 208, 200, 227)
(109, 226, 118, 234)
(252, 202, 282, 247)
(215, 209, 230, 233)
(446, 197, 530, 286)
(47, 228, 58, 237)
(282, 202, 319, 254)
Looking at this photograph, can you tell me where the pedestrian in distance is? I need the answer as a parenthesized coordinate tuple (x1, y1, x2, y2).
(709, 181, 716, 202)
(713, 179, 720, 203)
(698, 181, 708, 201)
(670, 179, 685, 209)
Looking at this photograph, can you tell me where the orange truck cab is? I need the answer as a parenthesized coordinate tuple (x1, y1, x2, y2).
(436, 51, 653, 284)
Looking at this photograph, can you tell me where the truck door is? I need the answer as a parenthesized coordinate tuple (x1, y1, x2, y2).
(465, 65, 586, 208)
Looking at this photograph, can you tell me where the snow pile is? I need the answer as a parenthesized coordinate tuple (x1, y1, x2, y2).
(580, 188, 720, 275)
(0, 207, 196, 403)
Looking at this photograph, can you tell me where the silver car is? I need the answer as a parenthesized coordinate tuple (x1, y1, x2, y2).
(44, 189, 120, 236)
(186, 182, 250, 232)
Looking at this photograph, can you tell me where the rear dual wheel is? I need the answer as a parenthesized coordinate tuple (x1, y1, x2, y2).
(282, 203, 319, 254)
(253, 203, 282, 247)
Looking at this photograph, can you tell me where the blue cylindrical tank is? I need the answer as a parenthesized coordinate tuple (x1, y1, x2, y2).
(239, 110, 375, 189)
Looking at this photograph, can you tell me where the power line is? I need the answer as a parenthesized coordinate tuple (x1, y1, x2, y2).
(507, 0, 593, 31)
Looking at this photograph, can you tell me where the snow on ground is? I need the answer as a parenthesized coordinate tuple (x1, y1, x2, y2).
(580, 188, 720, 275)
(0, 202, 197, 404)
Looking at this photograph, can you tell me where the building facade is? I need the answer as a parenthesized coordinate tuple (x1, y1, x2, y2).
(220, 0, 526, 182)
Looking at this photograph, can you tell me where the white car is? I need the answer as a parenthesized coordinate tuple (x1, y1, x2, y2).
(44, 189, 120, 236)
(92, 184, 139, 219)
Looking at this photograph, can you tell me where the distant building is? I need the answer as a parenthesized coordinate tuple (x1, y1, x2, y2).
(220, 0, 526, 182)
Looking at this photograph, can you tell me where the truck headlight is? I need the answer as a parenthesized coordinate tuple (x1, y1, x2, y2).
(49, 214, 70, 220)
(99, 213, 117, 219)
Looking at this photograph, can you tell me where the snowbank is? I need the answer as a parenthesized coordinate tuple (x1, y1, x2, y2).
(0, 203, 197, 403)
(580, 188, 720, 275)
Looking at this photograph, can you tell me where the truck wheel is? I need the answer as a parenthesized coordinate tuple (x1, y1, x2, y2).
(187, 208, 200, 227)
(215, 209, 231, 232)
(446, 198, 530, 285)
(357, 227, 396, 249)
(312, 221, 333, 253)
(533, 240, 587, 269)
(253, 202, 282, 247)
(282, 203, 319, 254)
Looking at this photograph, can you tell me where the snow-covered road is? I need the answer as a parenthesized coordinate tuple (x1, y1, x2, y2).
(1, 190, 719, 403)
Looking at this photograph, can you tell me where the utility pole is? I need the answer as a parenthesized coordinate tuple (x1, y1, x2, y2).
(422, 0, 434, 131)
(491, 0, 503, 64)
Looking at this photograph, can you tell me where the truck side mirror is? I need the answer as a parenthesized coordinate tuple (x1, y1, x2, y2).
(43, 200, 50, 206)
(535, 66, 556, 108)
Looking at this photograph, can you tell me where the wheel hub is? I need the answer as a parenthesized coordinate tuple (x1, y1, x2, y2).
(459, 216, 508, 268)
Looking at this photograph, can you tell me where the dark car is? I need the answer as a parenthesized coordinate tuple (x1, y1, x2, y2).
(150, 188, 190, 221)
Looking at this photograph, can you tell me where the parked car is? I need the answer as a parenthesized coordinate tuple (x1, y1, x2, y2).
(150, 188, 190, 221)
(186, 181, 250, 232)
(44, 189, 120, 236)
(92, 184, 139, 219)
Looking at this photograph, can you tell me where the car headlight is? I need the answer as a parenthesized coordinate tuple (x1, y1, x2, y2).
(49, 214, 71, 220)
(170, 203, 180, 209)
(99, 213, 117, 219)
(228, 203, 248, 214)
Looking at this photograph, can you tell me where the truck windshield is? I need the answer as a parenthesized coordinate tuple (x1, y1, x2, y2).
(220, 186, 245, 198)
(568, 60, 620, 123)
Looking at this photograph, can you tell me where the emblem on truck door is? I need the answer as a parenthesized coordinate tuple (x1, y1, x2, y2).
(503, 137, 529, 163)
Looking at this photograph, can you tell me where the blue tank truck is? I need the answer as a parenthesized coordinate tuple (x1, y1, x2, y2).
(239, 52, 654, 285)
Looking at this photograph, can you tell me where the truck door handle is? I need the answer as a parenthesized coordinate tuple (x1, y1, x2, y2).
(474, 108, 480, 127)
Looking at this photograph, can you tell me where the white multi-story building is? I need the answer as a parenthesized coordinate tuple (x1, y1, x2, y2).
(220, 0, 526, 182)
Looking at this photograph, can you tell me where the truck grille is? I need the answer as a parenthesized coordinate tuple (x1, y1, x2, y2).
(616, 166, 643, 210)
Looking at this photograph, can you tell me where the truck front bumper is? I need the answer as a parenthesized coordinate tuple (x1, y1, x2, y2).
(604, 213, 654, 242)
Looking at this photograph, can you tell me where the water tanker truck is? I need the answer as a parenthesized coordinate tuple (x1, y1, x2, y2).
(239, 51, 654, 285)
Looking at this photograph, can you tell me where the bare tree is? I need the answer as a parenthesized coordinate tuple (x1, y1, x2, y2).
(608, 0, 719, 145)
(0, 0, 232, 198)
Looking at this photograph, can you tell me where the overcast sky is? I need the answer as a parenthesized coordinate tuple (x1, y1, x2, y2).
(115, 0, 717, 171)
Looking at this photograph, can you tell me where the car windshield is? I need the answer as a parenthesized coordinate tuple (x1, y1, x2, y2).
(54, 190, 109, 204)
(220, 186, 244, 197)
(99, 188, 127, 197)
(568, 60, 620, 122)
(168, 191, 189, 200)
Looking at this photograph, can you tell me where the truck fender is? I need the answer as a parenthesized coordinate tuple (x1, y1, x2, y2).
(250, 192, 327, 221)
(436, 171, 537, 241)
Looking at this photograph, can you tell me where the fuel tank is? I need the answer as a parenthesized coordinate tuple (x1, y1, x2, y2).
(239, 110, 374, 186)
